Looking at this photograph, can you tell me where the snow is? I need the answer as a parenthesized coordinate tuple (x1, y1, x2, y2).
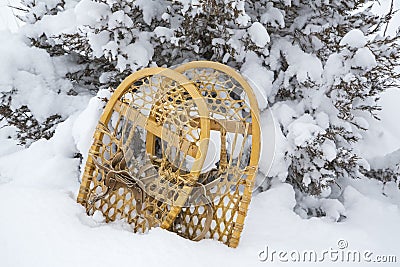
(241, 52, 274, 109)
(119, 39, 154, 71)
(260, 3, 285, 28)
(340, 29, 367, 48)
(315, 112, 330, 129)
(271, 39, 323, 85)
(154, 26, 174, 40)
(356, 88, 400, 159)
(370, 0, 400, 37)
(324, 53, 345, 85)
(75, 0, 111, 26)
(0, 31, 90, 122)
(258, 106, 276, 178)
(287, 114, 325, 147)
(234, 1, 250, 27)
(1, 132, 400, 267)
(24, 7, 77, 38)
(202, 130, 221, 172)
(295, 192, 345, 221)
(369, 149, 400, 170)
(135, 0, 166, 25)
(248, 22, 270, 48)
(352, 47, 377, 69)
(0, 1, 22, 32)
(1, 1, 400, 266)
(321, 140, 337, 162)
(108, 10, 134, 29)
(87, 30, 111, 58)
(72, 89, 110, 174)
(0, 68, 397, 267)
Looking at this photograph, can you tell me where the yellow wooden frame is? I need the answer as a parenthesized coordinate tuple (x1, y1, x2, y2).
(77, 62, 261, 248)
(174, 61, 261, 247)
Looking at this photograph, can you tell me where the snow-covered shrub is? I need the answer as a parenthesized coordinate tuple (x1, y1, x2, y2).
(365, 149, 400, 188)
(20, 0, 271, 89)
(14, 0, 400, 216)
(0, 31, 88, 146)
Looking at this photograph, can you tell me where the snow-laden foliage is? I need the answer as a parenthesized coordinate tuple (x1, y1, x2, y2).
(0, 31, 89, 145)
(365, 148, 400, 188)
(7, 0, 400, 217)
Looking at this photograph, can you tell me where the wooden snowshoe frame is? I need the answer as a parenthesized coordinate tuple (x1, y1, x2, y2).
(77, 61, 261, 248)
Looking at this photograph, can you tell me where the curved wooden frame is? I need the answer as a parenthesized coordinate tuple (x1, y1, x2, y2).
(78, 67, 210, 230)
(174, 61, 261, 247)
(77, 62, 261, 248)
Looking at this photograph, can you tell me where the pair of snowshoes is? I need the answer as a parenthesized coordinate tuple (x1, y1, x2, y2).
(77, 61, 260, 248)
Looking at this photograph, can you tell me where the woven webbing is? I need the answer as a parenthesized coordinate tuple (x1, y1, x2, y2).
(77, 62, 261, 247)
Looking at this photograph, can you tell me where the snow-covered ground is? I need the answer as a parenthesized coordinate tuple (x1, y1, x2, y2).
(1, 2, 400, 267)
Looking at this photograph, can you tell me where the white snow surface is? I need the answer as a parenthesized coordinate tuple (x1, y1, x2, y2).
(340, 29, 367, 48)
(352, 47, 377, 69)
(248, 22, 270, 48)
